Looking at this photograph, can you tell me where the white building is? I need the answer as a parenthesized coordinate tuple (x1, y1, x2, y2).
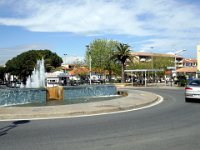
(46, 71, 69, 87)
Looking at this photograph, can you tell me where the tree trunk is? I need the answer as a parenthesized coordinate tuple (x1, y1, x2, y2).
(121, 63, 125, 83)
(109, 69, 112, 82)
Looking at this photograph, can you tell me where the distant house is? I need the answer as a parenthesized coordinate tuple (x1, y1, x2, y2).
(46, 71, 69, 87)
(176, 58, 197, 78)
(176, 67, 197, 79)
(69, 67, 89, 76)
(62, 64, 76, 73)
(182, 58, 197, 67)
(68, 67, 104, 82)
(132, 52, 184, 65)
(68, 67, 89, 81)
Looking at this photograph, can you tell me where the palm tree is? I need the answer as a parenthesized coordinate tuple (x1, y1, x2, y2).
(111, 43, 133, 83)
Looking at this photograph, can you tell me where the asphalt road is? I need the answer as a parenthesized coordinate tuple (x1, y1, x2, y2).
(0, 88, 200, 150)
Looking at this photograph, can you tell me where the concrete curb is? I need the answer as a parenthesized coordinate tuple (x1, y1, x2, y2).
(0, 89, 160, 121)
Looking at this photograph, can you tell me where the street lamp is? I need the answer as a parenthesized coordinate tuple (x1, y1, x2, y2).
(63, 53, 67, 73)
(149, 46, 155, 83)
(174, 49, 186, 77)
(150, 46, 154, 69)
(86, 45, 92, 85)
(64, 53, 67, 64)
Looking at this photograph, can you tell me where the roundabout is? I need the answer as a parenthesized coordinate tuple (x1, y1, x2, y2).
(1, 87, 200, 150)
(0, 88, 160, 121)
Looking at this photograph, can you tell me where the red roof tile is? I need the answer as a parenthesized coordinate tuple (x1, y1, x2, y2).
(176, 67, 197, 73)
(69, 67, 89, 75)
(183, 58, 197, 63)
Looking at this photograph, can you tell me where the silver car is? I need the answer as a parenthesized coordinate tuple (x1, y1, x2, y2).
(185, 79, 200, 102)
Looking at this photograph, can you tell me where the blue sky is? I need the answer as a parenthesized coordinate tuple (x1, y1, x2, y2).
(0, 0, 200, 65)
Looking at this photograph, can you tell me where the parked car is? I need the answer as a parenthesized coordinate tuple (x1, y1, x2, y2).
(185, 78, 200, 102)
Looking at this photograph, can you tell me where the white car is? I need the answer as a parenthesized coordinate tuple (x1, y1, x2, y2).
(185, 79, 200, 102)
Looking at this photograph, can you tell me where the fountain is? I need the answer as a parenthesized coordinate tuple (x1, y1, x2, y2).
(23, 58, 45, 88)
(0, 58, 118, 107)
(0, 59, 47, 106)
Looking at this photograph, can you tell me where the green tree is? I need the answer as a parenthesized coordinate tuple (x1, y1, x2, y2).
(5, 50, 63, 83)
(0, 66, 6, 82)
(128, 55, 174, 70)
(127, 55, 174, 80)
(85, 39, 121, 81)
(153, 55, 174, 69)
(111, 43, 133, 83)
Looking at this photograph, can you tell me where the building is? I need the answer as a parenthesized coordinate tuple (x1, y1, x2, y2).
(176, 67, 197, 79)
(197, 45, 200, 76)
(46, 71, 69, 87)
(132, 52, 184, 71)
(62, 64, 76, 73)
(132, 52, 183, 64)
(131, 52, 199, 80)
(182, 58, 197, 67)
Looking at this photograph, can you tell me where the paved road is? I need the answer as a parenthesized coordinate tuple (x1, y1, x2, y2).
(0, 87, 200, 150)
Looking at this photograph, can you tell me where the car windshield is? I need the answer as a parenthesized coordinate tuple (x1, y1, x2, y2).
(189, 80, 200, 86)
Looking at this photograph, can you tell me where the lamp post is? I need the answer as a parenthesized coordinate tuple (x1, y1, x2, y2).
(174, 49, 186, 77)
(150, 46, 154, 69)
(149, 46, 154, 83)
(86, 45, 92, 85)
(64, 53, 67, 64)
(63, 53, 67, 73)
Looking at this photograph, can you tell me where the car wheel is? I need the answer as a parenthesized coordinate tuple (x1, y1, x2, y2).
(185, 98, 190, 102)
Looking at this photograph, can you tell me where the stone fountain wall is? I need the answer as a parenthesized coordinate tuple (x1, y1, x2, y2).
(0, 88, 46, 106)
(63, 85, 117, 100)
(0, 84, 117, 106)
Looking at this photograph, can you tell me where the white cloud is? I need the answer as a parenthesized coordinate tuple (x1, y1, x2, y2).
(1, 0, 199, 37)
(0, 0, 200, 58)
(0, 0, 152, 35)
(139, 37, 197, 58)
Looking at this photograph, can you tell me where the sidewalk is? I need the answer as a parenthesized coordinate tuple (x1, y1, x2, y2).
(0, 89, 159, 121)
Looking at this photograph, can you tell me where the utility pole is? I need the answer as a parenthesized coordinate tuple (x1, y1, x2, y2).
(174, 49, 186, 77)
(86, 45, 92, 85)
(63, 53, 67, 73)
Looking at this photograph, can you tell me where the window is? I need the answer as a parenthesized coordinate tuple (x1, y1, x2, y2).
(189, 80, 200, 86)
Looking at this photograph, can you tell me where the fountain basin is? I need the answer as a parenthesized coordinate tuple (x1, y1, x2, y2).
(0, 84, 118, 107)
(0, 88, 46, 106)
(63, 84, 117, 99)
